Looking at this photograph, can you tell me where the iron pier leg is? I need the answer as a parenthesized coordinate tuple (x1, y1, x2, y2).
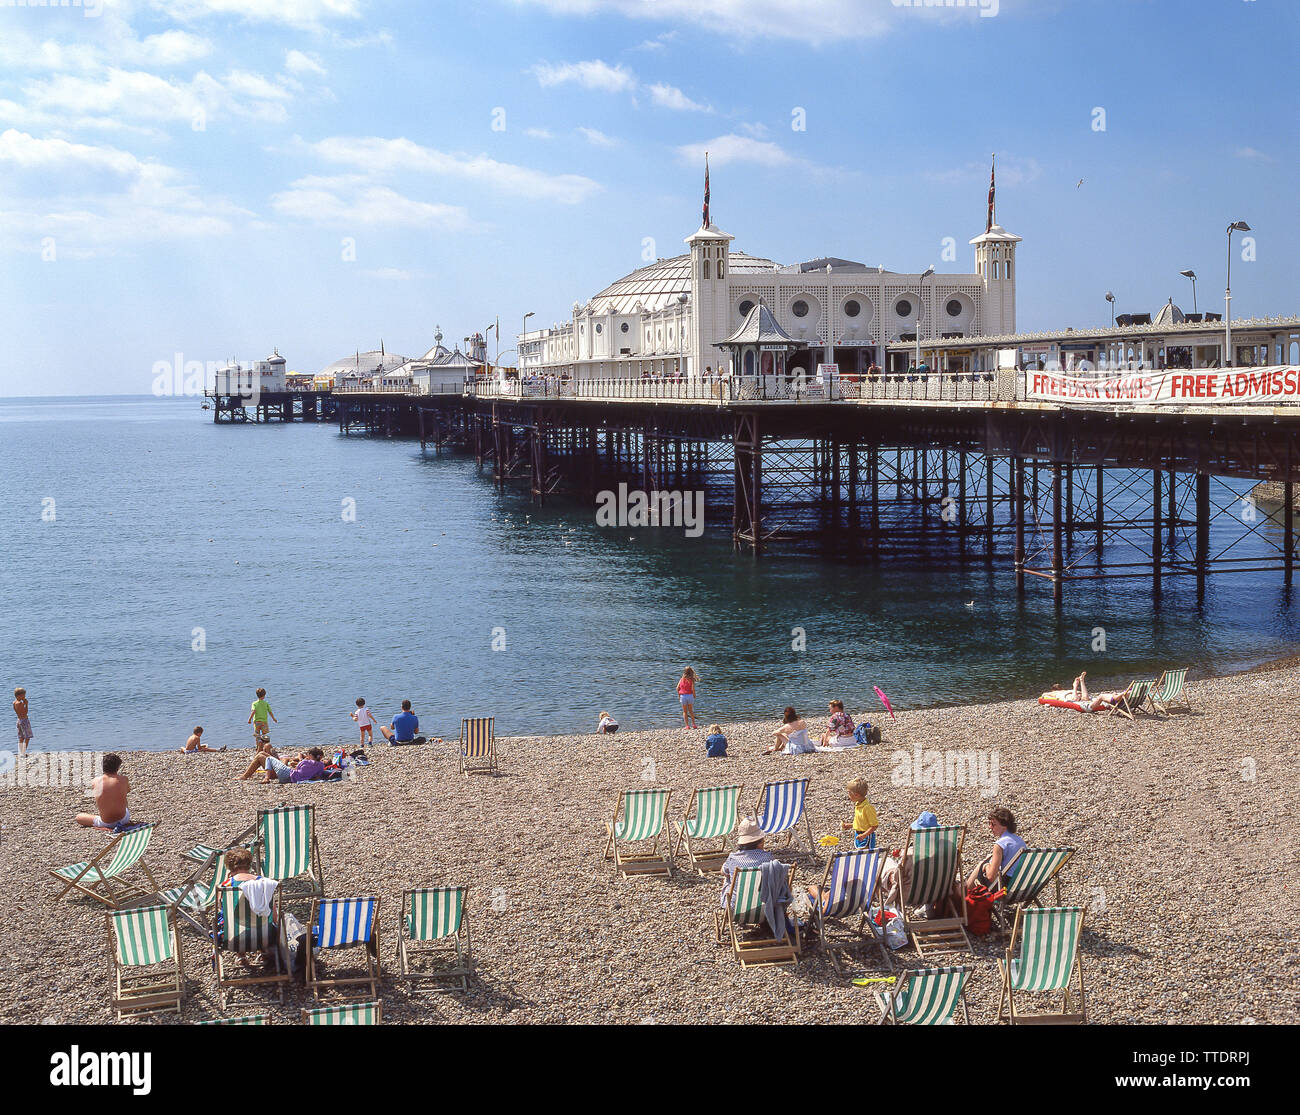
(1152, 469, 1163, 597)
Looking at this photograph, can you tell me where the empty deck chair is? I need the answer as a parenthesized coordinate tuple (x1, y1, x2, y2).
(302, 1001, 382, 1025)
(181, 842, 224, 865)
(212, 884, 289, 1009)
(398, 886, 471, 992)
(996, 906, 1087, 1024)
(1148, 667, 1190, 716)
(754, 778, 814, 850)
(106, 903, 184, 1020)
(603, 788, 673, 877)
(993, 847, 1076, 937)
(1109, 679, 1152, 720)
(714, 864, 800, 968)
(674, 784, 743, 873)
(51, 822, 160, 908)
(256, 805, 324, 903)
(460, 717, 497, 776)
(900, 824, 970, 956)
(197, 1014, 269, 1025)
(158, 848, 227, 932)
(812, 848, 891, 972)
(306, 896, 381, 1001)
(874, 965, 971, 1025)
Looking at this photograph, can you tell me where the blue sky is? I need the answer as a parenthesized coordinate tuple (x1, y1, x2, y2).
(0, 0, 1296, 395)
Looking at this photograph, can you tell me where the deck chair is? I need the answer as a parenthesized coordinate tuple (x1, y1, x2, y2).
(197, 1014, 269, 1025)
(899, 825, 970, 956)
(158, 847, 227, 932)
(106, 903, 184, 1020)
(812, 848, 891, 973)
(754, 778, 814, 850)
(460, 716, 497, 775)
(993, 847, 1075, 937)
(256, 804, 324, 903)
(181, 842, 224, 864)
(674, 784, 743, 873)
(874, 965, 971, 1025)
(302, 1001, 382, 1025)
(603, 788, 673, 876)
(212, 884, 289, 1009)
(306, 896, 381, 1001)
(1148, 667, 1190, 716)
(1109, 679, 1152, 720)
(714, 864, 800, 967)
(398, 886, 471, 992)
(996, 906, 1087, 1024)
(51, 822, 160, 907)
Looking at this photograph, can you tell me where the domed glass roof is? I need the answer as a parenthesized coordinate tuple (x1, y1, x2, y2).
(587, 250, 780, 315)
(319, 350, 411, 378)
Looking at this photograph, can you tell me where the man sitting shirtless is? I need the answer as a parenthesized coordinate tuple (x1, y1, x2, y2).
(75, 753, 131, 829)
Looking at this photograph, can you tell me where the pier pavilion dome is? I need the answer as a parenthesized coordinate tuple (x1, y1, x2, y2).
(587, 250, 779, 315)
(1154, 299, 1186, 326)
(319, 349, 411, 381)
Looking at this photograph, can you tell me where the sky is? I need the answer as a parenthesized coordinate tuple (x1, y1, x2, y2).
(0, 0, 1297, 395)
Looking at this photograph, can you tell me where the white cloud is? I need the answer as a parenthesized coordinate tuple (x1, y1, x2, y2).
(633, 30, 680, 51)
(525, 126, 556, 139)
(576, 126, 618, 148)
(1235, 146, 1275, 163)
(647, 82, 710, 112)
(677, 133, 795, 167)
(154, 0, 363, 31)
(0, 128, 141, 175)
(530, 59, 636, 93)
(924, 156, 1041, 188)
(271, 174, 472, 229)
(285, 49, 328, 76)
(304, 134, 602, 204)
(131, 30, 214, 66)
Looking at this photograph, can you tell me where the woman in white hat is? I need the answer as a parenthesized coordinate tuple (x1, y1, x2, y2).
(719, 817, 776, 906)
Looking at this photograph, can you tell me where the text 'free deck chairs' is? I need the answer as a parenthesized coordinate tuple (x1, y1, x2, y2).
(714, 864, 800, 968)
(212, 884, 289, 1010)
(302, 1001, 382, 1025)
(603, 788, 673, 877)
(1148, 667, 1190, 716)
(997, 905, 1087, 1024)
(813, 848, 891, 973)
(1109, 679, 1152, 720)
(754, 778, 814, 851)
(460, 716, 498, 776)
(900, 824, 971, 956)
(106, 903, 184, 1020)
(674, 784, 743, 873)
(874, 965, 971, 1025)
(256, 804, 324, 904)
(51, 822, 160, 908)
(306, 896, 381, 1001)
(398, 886, 471, 992)
(994, 846, 1076, 937)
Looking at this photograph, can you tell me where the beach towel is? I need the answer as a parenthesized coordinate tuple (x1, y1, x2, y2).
(759, 858, 792, 941)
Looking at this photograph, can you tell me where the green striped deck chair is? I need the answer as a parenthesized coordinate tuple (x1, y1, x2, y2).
(106, 903, 184, 1020)
(182, 842, 223, 864)
(213, 883, 289, 1009)
(874, 966, 971, 1025)
(993, 847, 1075, 937)
(1148, 667, 1190, 716)
(51, 822, 160, 908)
(306, 896, 381, 1001)
(1109, 679, 1152, 720)
(398, 886, 471, 991)
(713, 863, 799, 967)
(673, 784, 743, 873)
(302, 1001, 382, 1025)
(813, 848, 891, 972)
(158, 848, 227, 934)
(256, 805, 324, 903)
(997, 905, 1087, 1024)
(900, 824, 970, 956)
(603, 788, 673, 877)
(197, 1014, 269, 1025)
(460, 716, 497, 776)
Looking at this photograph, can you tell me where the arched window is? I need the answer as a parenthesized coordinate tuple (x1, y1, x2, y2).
(702, 259, 711, 280)
(717, 260, 725, 279)
(1005, 260, 1013, 280)
(992, 261, 1000, 280)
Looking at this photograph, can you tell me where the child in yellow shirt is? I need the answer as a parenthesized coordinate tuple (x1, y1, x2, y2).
(842, 776, 879, 850)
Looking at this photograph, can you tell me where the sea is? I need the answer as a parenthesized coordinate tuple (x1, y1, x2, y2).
(2, 394, 1297, 753)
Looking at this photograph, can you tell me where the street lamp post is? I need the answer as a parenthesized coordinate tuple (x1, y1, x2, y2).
(521, 311, 535, 371)
(915, 265, 935, 370)
(1179, 269, 1198, 315)
(1105, 290, 1115, 328)
(1225, 220, 1250, 367)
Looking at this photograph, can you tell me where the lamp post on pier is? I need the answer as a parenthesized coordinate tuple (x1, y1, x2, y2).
(1225, 220, 1250, 367)
(915, 265, 934, 370)
(1105, 290, 1115, 327)
(1179, 269, 1198, 315)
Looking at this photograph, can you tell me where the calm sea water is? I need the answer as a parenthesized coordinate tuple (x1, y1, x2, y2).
(3, 395, 1297, 752)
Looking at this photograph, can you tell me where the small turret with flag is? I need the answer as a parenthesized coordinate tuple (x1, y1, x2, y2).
(986, 153, 996, 232)
(702, 152, 710, 229)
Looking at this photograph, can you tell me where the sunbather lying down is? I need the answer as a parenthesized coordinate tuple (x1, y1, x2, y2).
(1040, 671, 1123, 712)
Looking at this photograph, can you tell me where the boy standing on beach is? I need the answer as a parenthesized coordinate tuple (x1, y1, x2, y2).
(842, 776, 879, 850)
(248, 687, 276, 745)
(75, 754, 131, 829)
(13, 687, 32, 757)
(351, 698, 376, 745)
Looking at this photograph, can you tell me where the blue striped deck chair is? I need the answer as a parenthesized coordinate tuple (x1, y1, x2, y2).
(993, 846, 1076, 937)
(198, 1014, 269, 1025)
(603, 788, 673, 877)
(812, 848, 891, 972)
(106, 903, 184, 1020)
(673, 784, 743, 873)
(900, 824, 970, 956)
(213, 884, 289, 1009)
(997, 906, 1087, 1024)
(256, 805, 324, 904)
(51, 822, 160, 908)
(460, 716, 497, 776)
(1148, 667, 1190, 716)
(398, 886, 471, 992)
(302, 1001, 382, 1025)
(754, 779, 814, 850)
(306, 896, 381, 1001)
(713, 863, 800, 967)
(874, 965, 971, 1025)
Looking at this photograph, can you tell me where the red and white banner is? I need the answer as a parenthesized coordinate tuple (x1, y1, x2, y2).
(1028, 366, 1300, 406)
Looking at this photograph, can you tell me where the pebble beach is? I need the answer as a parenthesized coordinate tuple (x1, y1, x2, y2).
(4, 663, 1299, 1026)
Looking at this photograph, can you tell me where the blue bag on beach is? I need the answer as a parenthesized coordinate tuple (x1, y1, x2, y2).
(853, 723, 872, 746)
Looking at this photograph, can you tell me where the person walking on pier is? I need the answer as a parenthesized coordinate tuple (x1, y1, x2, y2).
(678, 667, 699, 729)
